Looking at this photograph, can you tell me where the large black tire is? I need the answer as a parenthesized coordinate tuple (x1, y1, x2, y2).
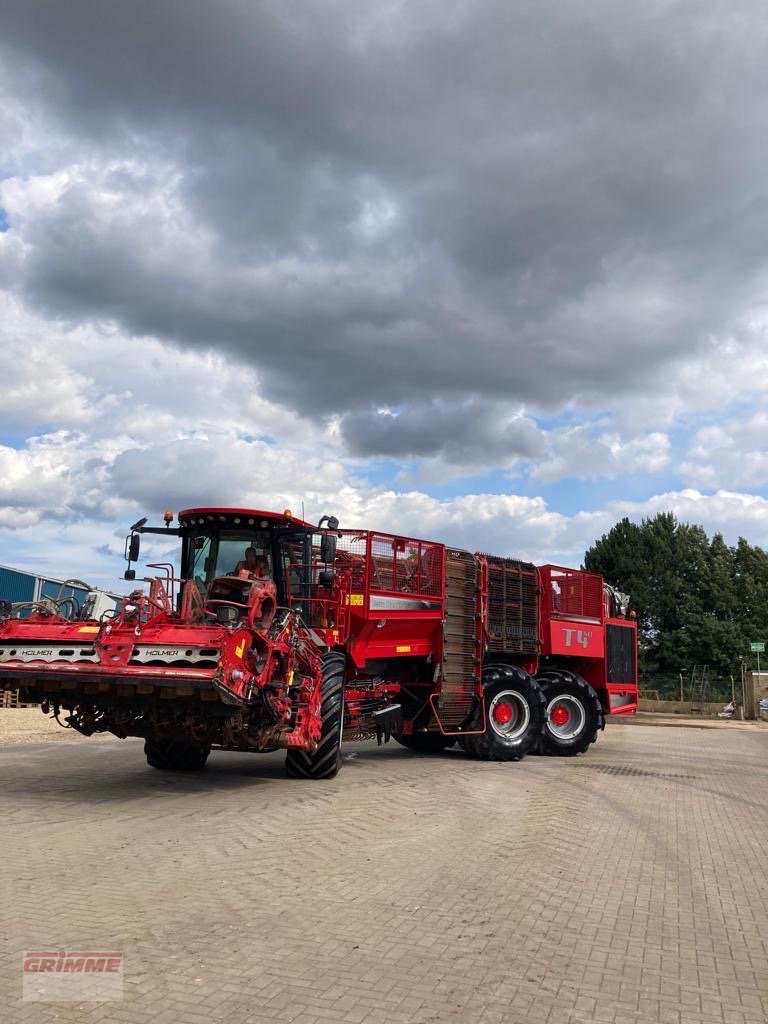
(460, 664, 545, 761)
(536, 670, 604, 756)
(285, 652, 345, 780)
(144, 739, 211, 771)
(396, 732, 454, 754)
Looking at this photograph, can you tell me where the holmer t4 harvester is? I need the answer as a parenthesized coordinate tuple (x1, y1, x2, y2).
(0, 507, 637, 777)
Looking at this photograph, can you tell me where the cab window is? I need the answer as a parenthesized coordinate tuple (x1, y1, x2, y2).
(186, 530, 272, 585)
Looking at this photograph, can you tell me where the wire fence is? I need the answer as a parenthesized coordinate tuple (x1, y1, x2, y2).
(639, 673, 739, 703)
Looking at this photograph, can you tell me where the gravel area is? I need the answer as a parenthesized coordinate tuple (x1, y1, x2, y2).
(0, 707, 92, 744)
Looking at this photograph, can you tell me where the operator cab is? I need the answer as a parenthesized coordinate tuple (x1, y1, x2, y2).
(125, 507, 339, 623)
(180, 510, 314, 610)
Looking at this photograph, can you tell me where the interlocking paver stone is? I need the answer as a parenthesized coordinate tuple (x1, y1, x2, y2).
(2, 722, 768, 1023)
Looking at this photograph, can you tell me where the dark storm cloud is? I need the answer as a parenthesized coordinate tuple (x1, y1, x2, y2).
(2, 0, 768, 455)
(341, 400, 547, 464)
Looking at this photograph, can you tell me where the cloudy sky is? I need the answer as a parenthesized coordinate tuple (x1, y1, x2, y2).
(2, 0, 768, 589)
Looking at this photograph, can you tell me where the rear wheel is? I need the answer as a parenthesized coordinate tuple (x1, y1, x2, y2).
(396, 732, 454, 754)
(460, 664, 545, 761)
(144, 740, 210, 771)
(536, 671, 604, 756)
(285, 652, 345, 780)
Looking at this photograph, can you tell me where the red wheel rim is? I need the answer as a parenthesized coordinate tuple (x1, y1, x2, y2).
(493, 702, 513, 725)
(551, 705, 569, 727)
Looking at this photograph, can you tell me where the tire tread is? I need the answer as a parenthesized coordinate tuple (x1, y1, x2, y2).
(461, 663, 545, 762)
(536, 670, 603, 756)
(285, 652, 345, 780)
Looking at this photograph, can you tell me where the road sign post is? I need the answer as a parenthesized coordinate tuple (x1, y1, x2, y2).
(751, 641, 764, 682)
(750, 643, 765, 716)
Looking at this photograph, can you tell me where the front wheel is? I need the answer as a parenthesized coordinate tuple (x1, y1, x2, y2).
(536, 671, 604, 756)
(285, 652, 345, 780)
(144, 740, 210, 771)
(460, 664, 545, 761)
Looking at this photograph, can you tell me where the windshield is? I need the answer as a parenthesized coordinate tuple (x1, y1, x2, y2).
(186, 530, 273, 588)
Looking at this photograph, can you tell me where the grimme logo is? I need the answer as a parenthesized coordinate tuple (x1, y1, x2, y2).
(22, 950, 123, 1001)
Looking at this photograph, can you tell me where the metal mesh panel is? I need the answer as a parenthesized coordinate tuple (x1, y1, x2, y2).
(368, 534, 443, 597)
(334, 532, 369, 591)
(483, 556, 538, 653)
(545, 567, 603, 620)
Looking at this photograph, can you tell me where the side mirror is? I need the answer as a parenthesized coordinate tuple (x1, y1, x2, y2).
(125, 532, 141, 563)
(318, 569, 335, 588)
(0, 599, 11, 618)
(320, 533, 337, 564)
(124, 569, 136, 581)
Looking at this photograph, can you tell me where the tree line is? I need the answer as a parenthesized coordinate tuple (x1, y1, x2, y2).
(584, 512, 767, 691)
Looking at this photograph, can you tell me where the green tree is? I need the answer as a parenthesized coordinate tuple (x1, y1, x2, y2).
(584, 513, 768, 682)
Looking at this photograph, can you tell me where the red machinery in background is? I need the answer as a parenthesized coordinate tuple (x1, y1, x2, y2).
(0, 507, 637, 777)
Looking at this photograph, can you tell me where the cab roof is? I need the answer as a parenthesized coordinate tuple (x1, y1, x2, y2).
(178, 507, 311, 527)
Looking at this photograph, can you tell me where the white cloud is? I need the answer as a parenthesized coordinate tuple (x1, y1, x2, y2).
(681, 407, 768, 489)
(595, 488, 768, 547)
(531, 427, 670, 484)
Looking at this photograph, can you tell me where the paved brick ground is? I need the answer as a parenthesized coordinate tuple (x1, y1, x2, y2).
(2, 722, 768, 1024)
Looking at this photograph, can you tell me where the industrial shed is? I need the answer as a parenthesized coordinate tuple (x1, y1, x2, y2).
(0, 564, 119, 616)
